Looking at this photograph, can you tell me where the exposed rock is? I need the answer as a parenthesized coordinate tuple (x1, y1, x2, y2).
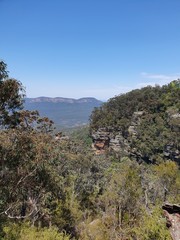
(171, 113, 180, 119)
(91, 133, 108, 154)
(91, 110, 180, 163)
(110, 133, 130, 153)
(162, 203, 180, 240)
(163, 144, 180, 162)
(91, 127, 128, 154)
(128, 125, 137, 136)
(91, 112, 144, 155)
(131, 111, 144, 125)
(128, 111, 144, 137)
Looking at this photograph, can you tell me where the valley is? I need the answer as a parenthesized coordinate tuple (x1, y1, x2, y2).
(24, 97, 102, 129)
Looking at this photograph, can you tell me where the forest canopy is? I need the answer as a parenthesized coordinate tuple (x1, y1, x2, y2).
(90, 80, 180, 164)
(0, 61, 179, 240)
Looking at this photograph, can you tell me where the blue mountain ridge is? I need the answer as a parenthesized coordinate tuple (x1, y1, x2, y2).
(24, 97, 103, 129)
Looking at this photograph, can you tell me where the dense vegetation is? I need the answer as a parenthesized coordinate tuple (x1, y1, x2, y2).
(0, 61, 179, 239)
(90, 80, 180, 164)
(90, 81, 180, 131)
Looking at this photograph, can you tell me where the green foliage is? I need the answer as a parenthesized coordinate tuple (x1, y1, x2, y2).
(3, 223, 70, 240)
(0, 62, 178, 239)
(90, 80, 180, 163)
(153, 161, 180, 202)
(95, 159, 143, 239)
(0, 129, 61, 226)
(0, 61, 8, 80)
(0, 61, 25, 128)
(70, 126, 92, 148)
(133, 207, 171, 240)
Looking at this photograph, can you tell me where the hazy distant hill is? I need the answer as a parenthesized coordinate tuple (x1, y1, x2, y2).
(24, 97, 102, 129)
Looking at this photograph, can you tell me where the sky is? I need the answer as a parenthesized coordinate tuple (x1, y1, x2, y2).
(0, 0, 180, 100)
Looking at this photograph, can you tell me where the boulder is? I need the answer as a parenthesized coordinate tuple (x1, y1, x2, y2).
(162, 203, 180, 240)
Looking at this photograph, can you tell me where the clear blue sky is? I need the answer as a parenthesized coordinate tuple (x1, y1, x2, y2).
(1, 0, 180, 100)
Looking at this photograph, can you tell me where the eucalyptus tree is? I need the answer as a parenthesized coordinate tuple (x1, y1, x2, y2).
(0, 61, 25, 128)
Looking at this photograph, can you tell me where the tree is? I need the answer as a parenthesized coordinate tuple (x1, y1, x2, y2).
(0, 61, 25, 128)
(0, 61, 58, 235)
(93, 159, 143, 239)
(153, 161, 180, 202)
(0, 61, 8, 80)
(133, 207, 171, 240)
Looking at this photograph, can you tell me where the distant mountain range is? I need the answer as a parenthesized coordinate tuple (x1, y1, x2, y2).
(24, 97, 103, 129)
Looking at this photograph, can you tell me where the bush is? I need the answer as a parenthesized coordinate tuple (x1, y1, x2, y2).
(3, 223, 70, 240)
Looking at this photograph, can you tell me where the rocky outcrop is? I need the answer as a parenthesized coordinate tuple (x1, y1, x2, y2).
(91, 111, 144, 155)
(163, 144, 180, 161)
(91, 127, 112, 154)
(91, 111, 180, 163)
(162, 203, 180, 240)
(91, 127, 130, 155)
(128, 111, 144, 137)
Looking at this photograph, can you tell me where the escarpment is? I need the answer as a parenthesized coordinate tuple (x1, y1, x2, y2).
(91, 111, 143, 154)
(90, 81, 180, 164)
(91, 112, 180, 163)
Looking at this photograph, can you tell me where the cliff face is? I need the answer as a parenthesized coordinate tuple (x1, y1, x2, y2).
(91, 111, 143, 157)
(91, 110, 180, 163)
(90, 81, 180, 163)
(163, 204, 180, 240)
(92, 128, 128, 154)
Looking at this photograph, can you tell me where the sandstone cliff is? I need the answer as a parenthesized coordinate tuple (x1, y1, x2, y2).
(91, 111, 180, 163)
